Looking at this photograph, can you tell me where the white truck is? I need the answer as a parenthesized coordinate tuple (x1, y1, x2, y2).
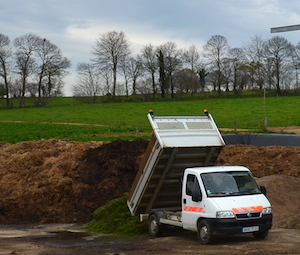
(127, 110, 272, 244)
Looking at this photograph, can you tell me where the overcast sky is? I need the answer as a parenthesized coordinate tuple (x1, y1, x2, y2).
(1, 0, 300, 96)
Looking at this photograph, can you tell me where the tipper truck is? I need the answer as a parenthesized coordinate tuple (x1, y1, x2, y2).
(127, 110, 272, 244)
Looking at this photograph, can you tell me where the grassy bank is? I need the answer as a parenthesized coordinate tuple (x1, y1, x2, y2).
(0, 96, 299, 143)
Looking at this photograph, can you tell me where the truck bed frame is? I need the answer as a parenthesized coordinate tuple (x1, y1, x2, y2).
(127, 111, 225, 216)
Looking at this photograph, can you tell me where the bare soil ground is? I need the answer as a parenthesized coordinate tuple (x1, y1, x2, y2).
(268, 126, 300, 134)
(0, 137, 299, 254)
(0, 225, 299, 254)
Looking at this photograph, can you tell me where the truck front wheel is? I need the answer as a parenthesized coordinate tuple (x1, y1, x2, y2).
(148, 213, 163, 237)
(197, 220, 214, 244)
(253, 230, 269, 239)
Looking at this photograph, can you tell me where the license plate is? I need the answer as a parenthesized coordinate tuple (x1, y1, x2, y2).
(242, 226, 259, 233)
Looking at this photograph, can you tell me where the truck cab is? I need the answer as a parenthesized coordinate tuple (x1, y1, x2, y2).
(181, 166, 272, 244)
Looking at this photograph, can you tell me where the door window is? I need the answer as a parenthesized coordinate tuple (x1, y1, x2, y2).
(186, 174, 200, 196)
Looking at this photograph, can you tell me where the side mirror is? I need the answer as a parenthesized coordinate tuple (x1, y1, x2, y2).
(260, 185, 267, 196)
(192, 190, 202, 202)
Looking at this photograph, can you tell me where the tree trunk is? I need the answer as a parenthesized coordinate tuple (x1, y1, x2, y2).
(113, 64, 117, 97)
(19, 77, 26, 108)
(3, 67, 10, 107)
(151, 73, 156, 98)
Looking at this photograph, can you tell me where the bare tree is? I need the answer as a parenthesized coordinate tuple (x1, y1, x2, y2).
(221, 57, 232, 92)
(43, 57, 70, 98)
(136, 77, 153, 96)
(120, 56, 131, 97)
(73, 62, 103, 103)
(120, 56, 143, 96)
(203, 35, 230, 93)
(183, 45, 200, 73)
(138, 44, 158, 96)
(227, 47, 247, 93)
(92, 31, 131, 97)
(244, 35, 266, 90)
(99, 66, 113, 95)
(264, 36, 294, 95)
(9, 77, 22, 98)
(264, 57, 276, 90)
(14, 33, 39, 108)
(122, 56, 143, 95)
(159, 41, 183, 99)
(0, 33, 12, 107)
(183, 45, 201, 94)
(292, 43, 300, 89)
(173, 68, 199, 94)
(35, 38, 70, 104)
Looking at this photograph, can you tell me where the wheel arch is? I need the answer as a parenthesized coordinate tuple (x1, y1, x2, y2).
(196, 217, 206, 229)
(148, 210, 164, 224)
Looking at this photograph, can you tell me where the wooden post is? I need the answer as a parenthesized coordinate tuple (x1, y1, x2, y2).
(264, 116, 268, 130)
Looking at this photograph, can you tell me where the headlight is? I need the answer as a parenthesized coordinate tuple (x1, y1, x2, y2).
(262, 207, 272, 214)
(216, 211, 235, 218)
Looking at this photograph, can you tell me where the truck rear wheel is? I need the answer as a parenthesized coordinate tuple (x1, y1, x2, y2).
(197, 220, 214, 244)
(148, 213, 163, 237)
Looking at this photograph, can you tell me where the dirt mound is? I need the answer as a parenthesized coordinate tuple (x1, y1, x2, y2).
(0, 140, 299, 230)
(0, 139, 148, 224)
(216, 144, 300, 178)
(256, 175, 300, 229)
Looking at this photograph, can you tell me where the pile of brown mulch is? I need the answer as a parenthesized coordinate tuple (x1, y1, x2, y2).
(216, 144, 300, 178)
(256, 175, 300, 229)
(0, 139, 299, 229)
(0, 139, 148, 224)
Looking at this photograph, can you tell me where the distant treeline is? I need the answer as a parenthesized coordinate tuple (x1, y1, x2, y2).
(2, 31, 300, 109)
(73, 32, 300, 102)
(0, 90, 299, 109)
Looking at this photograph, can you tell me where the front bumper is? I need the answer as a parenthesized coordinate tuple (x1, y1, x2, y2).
(206, 214, 272, 235)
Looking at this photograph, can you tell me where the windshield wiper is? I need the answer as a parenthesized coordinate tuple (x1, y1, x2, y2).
(208, 191, 241, 197)
(208, 192, 227, 196)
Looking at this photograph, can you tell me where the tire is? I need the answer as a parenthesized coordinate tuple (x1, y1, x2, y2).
(197, 220, 214, 244)
(253, 230, 269, 239)
(148, 213, 163, 237)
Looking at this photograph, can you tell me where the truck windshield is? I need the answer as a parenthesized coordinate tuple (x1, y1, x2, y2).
(201, 171, 261, 197)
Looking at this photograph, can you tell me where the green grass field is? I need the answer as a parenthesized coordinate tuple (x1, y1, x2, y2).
(0, 96, 299, 143)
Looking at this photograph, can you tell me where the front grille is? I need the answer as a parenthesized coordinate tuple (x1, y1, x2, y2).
(236, 212, 261, 220)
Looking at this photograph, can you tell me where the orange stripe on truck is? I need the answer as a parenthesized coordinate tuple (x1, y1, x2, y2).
(232, 205, 263, 213)
(250, 205, 264, 211)
(232, 208, 240, 213)
(241, 207, 250, 212)
(183, 206, 204, 212)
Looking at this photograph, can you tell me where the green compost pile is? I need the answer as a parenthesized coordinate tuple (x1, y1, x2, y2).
(84, 193, 148, 236)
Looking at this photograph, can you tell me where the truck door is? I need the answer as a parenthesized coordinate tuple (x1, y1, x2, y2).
(182, 173, 204, 231)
